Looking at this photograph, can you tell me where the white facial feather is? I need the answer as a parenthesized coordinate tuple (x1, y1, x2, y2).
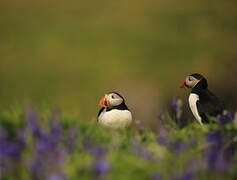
(189, 93, 203, 125)
(105, 93, 123, 107)
(185, 76, 200, 88)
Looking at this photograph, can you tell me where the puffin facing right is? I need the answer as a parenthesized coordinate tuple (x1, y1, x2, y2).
(180, 73, 224, 125)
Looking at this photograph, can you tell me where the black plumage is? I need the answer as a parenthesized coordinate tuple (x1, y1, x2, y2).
(191, 74, 224, 123)
(97, 102, 129, 117)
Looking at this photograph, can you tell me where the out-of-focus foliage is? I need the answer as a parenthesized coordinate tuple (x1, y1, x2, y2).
(0, 103, 237, 180)
(0, 0, 236, 122)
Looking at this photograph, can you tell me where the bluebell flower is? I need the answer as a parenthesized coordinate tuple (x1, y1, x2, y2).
(168, 97, 182, 116)
(205, 130, 224, 170)
(168, 97, 183, 126)
(151, 173, 162, 180)
(35, 132, 56, 153)
(0, 128, 25, 158)
(17, 129, 26, 145)
(82, 135, 108, 161)
(218, 111, 233, 124)
(157, 135, 169, 146)
(25, 108, 62, 154)
(206, 131, 222, 144)
(25, 108, 67, 180)
(215, 154, 230, 171)
(29, 155, 44, 177)
(92, 159, 110, 175)
(49, 110, 62, 143)
(25, 106, 42, 137)
(132, 139, 153, 160)
(65, 126, 78, 153)
(82, 135, 94, 152)
(178, 171, 193, 180)
(204, 129, 233, 172)
(205, 148, 231, 171)
(91, 146, 107, 158)
(47, 173, 65, 180)
(156, 127, 169, 146)
(170, 140, 188, 153)
(206, 149, 219, 169)
(0, 140, 23, 157)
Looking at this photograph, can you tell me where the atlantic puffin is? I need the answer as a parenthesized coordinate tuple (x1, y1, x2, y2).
(97, 92, 132, 129)
(180, 73, 224, 125)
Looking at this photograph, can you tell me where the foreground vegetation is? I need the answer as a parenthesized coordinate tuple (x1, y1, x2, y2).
(0, 101, 237, 180)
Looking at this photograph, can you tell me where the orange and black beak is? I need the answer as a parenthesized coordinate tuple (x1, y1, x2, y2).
(99, 96, 106, 107)
(180, 80, 186, 88)
(99, 95, 111, 107)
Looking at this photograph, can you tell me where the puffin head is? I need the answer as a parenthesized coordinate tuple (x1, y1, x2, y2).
(99, 92, 125, 108)
(180, 73, 208, 89)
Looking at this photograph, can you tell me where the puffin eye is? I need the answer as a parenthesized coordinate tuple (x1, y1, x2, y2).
(111, 95, 115, 99)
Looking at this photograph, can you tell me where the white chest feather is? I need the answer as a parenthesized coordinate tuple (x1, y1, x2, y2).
(98, 109, 132, 129)
(189, 93, 203, 125)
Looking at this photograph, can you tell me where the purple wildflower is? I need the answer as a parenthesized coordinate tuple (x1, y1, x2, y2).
(0, 140, 23, 157)
(92, 159, 110, 174)
(206, 131, 222, 144)
(205, 130, 223, 170)
(65, 126, 78, 153)
(218, 111, 233, 124)
(91, 146, 107, 158)
(17, 129, 26, 144)
(25, 108, 67, 180)
(168, 97, 183, 125)
(156, 127, 169, 146)
(168, 97, 182, 115)
(47, 173, 65, 180)
(49, 110, 62, 142)
(0, 128, 25, 158)
(177, 171, 193, 180)
(204, 130, 233, 171)
(151, 173, 162, 180)
(170, 140, 188, 153)
(29, 155, 44, 176)
(90, 146, 110, 180)
(35, 131, 58, 153)
(25, 106, 42, 137)
(132, 139, 153, 160)
(215, 155, 230, 171)
(82, 135, 94, 152)
(205, 148, 231, 171)
(26, 109, 62, 154)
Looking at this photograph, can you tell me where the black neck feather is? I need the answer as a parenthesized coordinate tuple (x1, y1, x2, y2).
(191, 79, 208, 95)
(106, 102, 129, 112)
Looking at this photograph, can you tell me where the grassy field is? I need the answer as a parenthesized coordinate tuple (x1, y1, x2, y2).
(0, 100, 237, 180)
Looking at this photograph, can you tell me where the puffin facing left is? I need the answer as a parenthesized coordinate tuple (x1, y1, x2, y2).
(180, 73, 224, 125)
(97, 92, 132, 129)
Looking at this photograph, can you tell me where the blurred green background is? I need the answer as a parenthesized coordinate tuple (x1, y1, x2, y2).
(0, 0, 236, 122)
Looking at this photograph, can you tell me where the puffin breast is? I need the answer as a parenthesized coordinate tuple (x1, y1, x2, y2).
(98, 109, 132, 129)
